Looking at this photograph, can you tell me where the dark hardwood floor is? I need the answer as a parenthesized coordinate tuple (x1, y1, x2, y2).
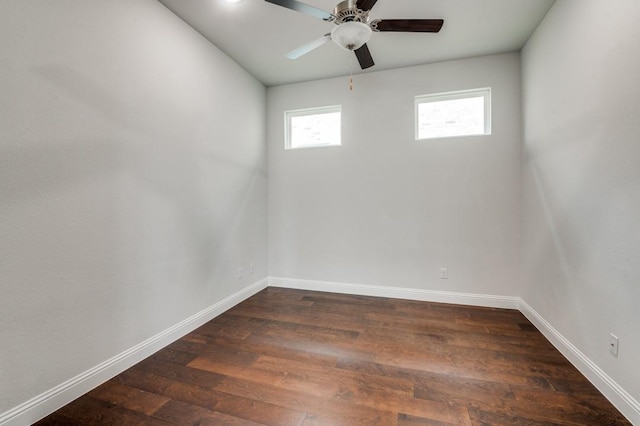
(36, 287, 630, 425)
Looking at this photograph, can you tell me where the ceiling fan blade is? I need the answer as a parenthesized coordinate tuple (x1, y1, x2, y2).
(354, 44, 375, 69)
(373, 19, 444, 33)
(264, 0, 333, 21)
(286, 34, 332, 59)
(356, 0, 378, 12)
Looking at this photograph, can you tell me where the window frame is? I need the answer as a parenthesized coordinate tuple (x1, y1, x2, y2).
(414, 87, 492, 141)
(284, 105, 342, 150)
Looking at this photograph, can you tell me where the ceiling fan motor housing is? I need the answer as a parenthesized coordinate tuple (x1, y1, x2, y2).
(332, 0, 370, 24)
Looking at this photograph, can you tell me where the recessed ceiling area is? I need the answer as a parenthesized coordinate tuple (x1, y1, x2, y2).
(158, 0, 555, 86)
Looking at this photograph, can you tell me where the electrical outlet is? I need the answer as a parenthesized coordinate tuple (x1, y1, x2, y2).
(249, 263, 255, 274)
(609, 333, 619, 356)
(237, 267, 244, 279)
(440, 268, 448, 279)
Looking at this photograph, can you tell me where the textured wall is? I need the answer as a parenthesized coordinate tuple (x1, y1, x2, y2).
(0, 0, 267, 413)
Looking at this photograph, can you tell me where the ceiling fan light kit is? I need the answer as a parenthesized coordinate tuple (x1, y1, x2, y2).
(265, 0, 444, 70)
(331, 21, 372, 51)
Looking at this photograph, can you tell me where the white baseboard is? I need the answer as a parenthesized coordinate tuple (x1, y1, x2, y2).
(268, 276, 521, 309)
(519, 300, 640, 425)
(0, 278, 268, 426)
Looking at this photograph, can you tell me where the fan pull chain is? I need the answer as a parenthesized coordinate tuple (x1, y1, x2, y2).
(349, 65, 354, 91)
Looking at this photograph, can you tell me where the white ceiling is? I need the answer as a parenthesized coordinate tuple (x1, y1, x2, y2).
(158, 0, 555, 86)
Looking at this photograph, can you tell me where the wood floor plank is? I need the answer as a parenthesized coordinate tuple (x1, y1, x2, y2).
(179, 330, 343, 367)
(414, 371, 516, 408)
(36, 287, 631, 425)
(152, 399, 265, 425)
(215, 376, 397, 425)
(147, 346, 199, 366)
(33, 413, 86, 426)
(300, 413, 343, 426)
(509, 386, 632, 425)
(132, 357, 226, 389)
(397, 412, 459, 426)
(230, 303, 370, 333)
(169, 335, 261, 366)
(114, 368, 174, 395)
(208, 388, 307, 426)
(244, 331, 349, 365)
(335, 356, 553, 392)
(37, 396, 172, 426)
(188, 354, 291, 390)
(122, 366, 306, 425)
(86, 380, 170, 416)
(467, 407, 570, 426)
(253, 354, 414, 396)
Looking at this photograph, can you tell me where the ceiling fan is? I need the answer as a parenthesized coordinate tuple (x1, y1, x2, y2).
(265, 0, 444, 70)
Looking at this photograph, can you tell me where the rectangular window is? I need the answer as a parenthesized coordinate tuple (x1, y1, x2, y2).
(415, 88, 491, 140)
(285, 105, 341, 149)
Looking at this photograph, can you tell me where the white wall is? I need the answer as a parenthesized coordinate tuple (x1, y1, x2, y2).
(0, 0, 266, 417)
(521, 0, 640, 415)
(268, 53, 523, 297)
